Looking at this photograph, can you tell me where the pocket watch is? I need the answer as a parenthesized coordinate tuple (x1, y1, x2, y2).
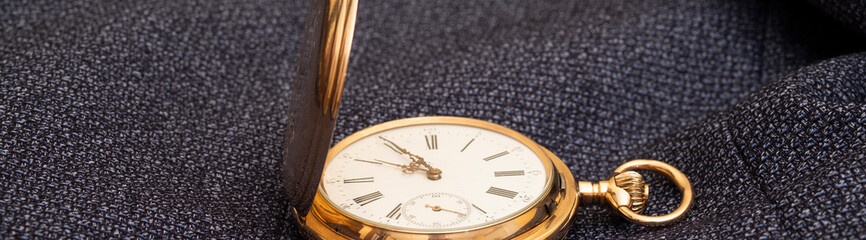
(282, 1, 693, 239)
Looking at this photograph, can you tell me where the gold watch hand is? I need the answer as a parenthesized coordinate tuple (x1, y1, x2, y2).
(425, 204, 466, 216)
(373, 159, 405, 167)
(373, 159, 427, 174)
(379, 136, 411, 155)
(378, 136, 442, 180)
(378, 136, 432, 166)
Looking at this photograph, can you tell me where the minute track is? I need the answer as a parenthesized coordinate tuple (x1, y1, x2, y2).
(318, 119, 551, 232)
(483, 151, 510, 161)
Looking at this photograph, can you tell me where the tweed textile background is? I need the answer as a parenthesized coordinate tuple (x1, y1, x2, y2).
(2, 0, 866, 239)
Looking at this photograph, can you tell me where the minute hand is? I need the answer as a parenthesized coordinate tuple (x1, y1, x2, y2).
(373, 159, 428, 174)
(378, 136, 442, 180)
(378, 137, 433, 168)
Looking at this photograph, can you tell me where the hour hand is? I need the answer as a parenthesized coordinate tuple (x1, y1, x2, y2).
(373, 159, 427, 174)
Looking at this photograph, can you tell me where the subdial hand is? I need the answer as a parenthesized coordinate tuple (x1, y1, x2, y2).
(378, 136, 442, 180)
(425, 204, 466, 216)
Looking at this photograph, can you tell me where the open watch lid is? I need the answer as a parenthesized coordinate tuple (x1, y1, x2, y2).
(281, 0, 358, 217)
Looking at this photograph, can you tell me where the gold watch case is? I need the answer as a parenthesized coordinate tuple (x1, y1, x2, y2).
(298, 116, 579, 240)
(285, 1, 693, 239)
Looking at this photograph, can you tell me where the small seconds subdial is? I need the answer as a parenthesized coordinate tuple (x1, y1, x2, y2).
(320, 122, 551, 232)
(402, 192, 471, 228)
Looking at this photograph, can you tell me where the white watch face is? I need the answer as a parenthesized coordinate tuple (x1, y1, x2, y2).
(319, 122, 551, 232)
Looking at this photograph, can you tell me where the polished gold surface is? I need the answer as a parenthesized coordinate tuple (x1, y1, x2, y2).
(612, 171, 648, 213)
(283, 0, 694, 236)
(578, 178, 646, 213)
(295, 116, 693, 238)
(612, 160, 693, 226)
(299, 116, 578, 240)
(577, 160, 691, 226)
(282, 0, 358, 216)
(577, 159, 693, 226)
(577, 180, 607, 206)
(315, 0, 357, 118)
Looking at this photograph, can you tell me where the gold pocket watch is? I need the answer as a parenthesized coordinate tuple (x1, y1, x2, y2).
(282, 1, 693, 239)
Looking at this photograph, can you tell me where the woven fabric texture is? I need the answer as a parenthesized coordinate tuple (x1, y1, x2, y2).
(2, 0, 866, 239)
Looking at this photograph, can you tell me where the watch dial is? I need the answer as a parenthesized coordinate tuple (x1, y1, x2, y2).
(320, 123, 551, 232)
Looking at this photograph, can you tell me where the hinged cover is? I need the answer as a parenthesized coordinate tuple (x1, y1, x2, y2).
(281, 0, 358, 217)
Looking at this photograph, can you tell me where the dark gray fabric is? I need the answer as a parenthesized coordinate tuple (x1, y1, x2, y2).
(2, 0, 865, 239)
(808, 0, 866, 35)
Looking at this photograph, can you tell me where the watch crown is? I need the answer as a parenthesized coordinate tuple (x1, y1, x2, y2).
(611, 171, 648, 214)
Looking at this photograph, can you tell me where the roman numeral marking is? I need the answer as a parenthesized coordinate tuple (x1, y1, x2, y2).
(343, 177, 374, 183)
(425, 135, 438, 150)
(354, 159, 382, 165)
(472, 204, 487, 214)
(386, 203, 402, 219)
(483, 151, 509, 161)
(461, 138, 475, 152)
(494, 170, 525, 177)
(353, 191, 384, 206)
(486, 187, 518, 199)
